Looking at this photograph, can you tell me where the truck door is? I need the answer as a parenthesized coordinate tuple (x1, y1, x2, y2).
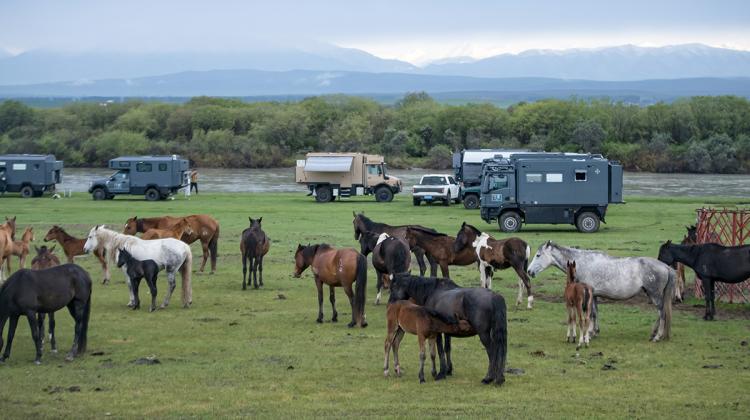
(366, 164, 383, 188)
(108, 170, 130, 193)
(486, 172, 513, 207)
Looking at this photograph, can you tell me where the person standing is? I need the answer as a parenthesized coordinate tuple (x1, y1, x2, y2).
(190, 169, 199, 194)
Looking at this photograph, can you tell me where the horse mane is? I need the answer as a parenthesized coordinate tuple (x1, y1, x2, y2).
(463, 223, 482, 236)
(408, 226, 447, 237)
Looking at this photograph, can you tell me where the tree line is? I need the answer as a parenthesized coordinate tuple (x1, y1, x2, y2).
(1, 93, 749, 173)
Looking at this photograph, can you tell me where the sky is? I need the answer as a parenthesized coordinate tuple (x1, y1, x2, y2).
(1, 0, 749, 65)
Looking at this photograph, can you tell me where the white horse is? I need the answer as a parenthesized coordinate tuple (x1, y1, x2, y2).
(527, 241, 675, 342)
(83, 225, 193, 308)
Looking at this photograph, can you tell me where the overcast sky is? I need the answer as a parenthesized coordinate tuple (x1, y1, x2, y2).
(2, 0, 749, 64)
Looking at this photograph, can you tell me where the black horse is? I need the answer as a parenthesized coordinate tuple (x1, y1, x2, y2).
(0, 264, 91, 364)
(658, 241, 750, 320)
(241, 217, 270, 290)
(359, 231, 412, 305)
(388, 274, 508, 385)
(117, 248, 160, 312)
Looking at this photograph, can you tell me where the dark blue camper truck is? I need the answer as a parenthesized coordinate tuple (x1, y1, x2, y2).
(0, 154, 63, 198)
(89, 155, 189, 201)
(479, 153, 623, 233)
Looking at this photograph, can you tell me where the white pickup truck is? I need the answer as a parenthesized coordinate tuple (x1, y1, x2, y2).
(412, 174, 461, 206)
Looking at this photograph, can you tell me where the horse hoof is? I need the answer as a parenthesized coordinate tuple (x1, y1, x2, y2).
(419, 378, 425, 384)
(361, 322, 368, 328)
(316, 318, 323, 324)
(51, 349, 58, 353)
(434, 373, 446, 381)
(34, 360, 41, 365)
(384, 370, 389, 378)
(347, 322, 356, 328)
(64, 354, 74, 362)
(331, 317, 338, 323)
(481, 377, 493, 384)
(494, 377, 505, 386)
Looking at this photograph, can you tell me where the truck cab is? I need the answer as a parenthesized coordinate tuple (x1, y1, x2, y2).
(89, 155, 189, 201)
(453, 149, 528, 209)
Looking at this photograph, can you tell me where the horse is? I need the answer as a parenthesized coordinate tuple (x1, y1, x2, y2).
(564, 261, 594, 350)
(44, 225, 110, 284)
(0, 264, 92, 364)
(0, 220, 14, 282)
(406, 226, 477, 279)
(141, 219, 194, 240)
(83, 225, 193, 309)
(453, 222, 533, 308)
(1, 216, 16, 240)
(6, 226, 34, 272)
(384, 300, 474, 383)
(388, 274, 508, 385)
(352, 212, 435, 276)
(30, 245, 62, 352)
(528, 241, 675, 341)
(358, 231, 411, 305)
(123, 215, 220, 274)
(674, 225, 720, 303)
(293, 244, 368, 328)
(658, 241, 750, 321)
(240, 217, 270, 290)
(116, 248, 161, 312)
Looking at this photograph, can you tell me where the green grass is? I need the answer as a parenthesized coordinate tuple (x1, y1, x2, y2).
(0, 193, 748, 419)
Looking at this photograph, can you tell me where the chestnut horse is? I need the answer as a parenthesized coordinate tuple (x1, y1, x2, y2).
(0, 217, 16, 282)
(6, 226, 34, 271)
(123, 215, 220, 274)
(293, 244, 368, 328)
(44, 225, 109, 284)
(406, 226, 477, 278)
(453, 222, 533, 308)
(564, 261, 593, 350)
(240, 217, 270, 290)
(142, 219, 194, 240)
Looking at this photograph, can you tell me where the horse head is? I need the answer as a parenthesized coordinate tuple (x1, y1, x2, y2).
(44, 225, 60, 242)
(527, 241, 557, 278)
(566, 260, 577, 284)
(352, 212, 366, 240)
(358, 231, 378, 256)
(388, 273, 412, 303)
(116, 248, 130, 268)
(657, 240, 675, 266)
(293, 244, 311, 278)
(249, 217, 263, 229)
(453, 222, 477, 254)
(83, 225, 104, 254)
(22, 226, 34, 242)
(123, 217, 138, 235)
(3, 215, 16, 240)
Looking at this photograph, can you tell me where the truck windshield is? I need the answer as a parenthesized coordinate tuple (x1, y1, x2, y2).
(367, 165, 383, 176)
(421, 176, 447, 185)
(110, 171, 128, 180)
(491, 175, 508, 189)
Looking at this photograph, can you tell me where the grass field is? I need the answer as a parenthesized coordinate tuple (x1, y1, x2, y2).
(0, 192, 748, 419)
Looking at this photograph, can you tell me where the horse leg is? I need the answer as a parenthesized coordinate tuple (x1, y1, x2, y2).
(26, 311, 42, 364)
(479, 332, 495, 384)
(384, 324, 397, 377)
(344, 284, 356, 328)
(65, 302, 84, 360)
(258, 255, 264, 287)
(160, 270, 177, 309)
(251, 256, 259, 289)
(591, 297, 600, 336)
(566, 307, 574, 343)
(198, 240, 209, 273)
(315, 277, 324, 323)
(703, 279, 714, 321)
(440, 262, 449, 279)
(146, 274, 158, 312)
(445, 335, 453, 376)
(429, 338, 438, 379)
(132, 276, 142, 310)
(48, 312, 56, 352)
(413, 247, 427, 277)
(0, 315, 19, 362)
(241, 254, 247, 290)
(96, 250, 109, 285)
(675, 263, 685, 302)
(434, 334, 447, 380)
(393, 328, 404, 377)
(418, 335, 427, 383)
(576, 304, 585, 350)
(329, 285, 338, 323)
(375, 269, 384, 305)
(512, 263, 533, 308)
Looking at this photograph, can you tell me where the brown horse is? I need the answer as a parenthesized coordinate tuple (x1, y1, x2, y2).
(564, 261, 593, 350)
(453, 222, 533, 308)
(6, 226, 34, 271)
(406, 227, 477, 278)
(30, 245, 62, 352)
(293, 244, 368, 328)
(1, 216, 16, 240)
(142, 219, 194, 240)
(0, 218, 14, 282)
(384, 300, 474, 383)
(44, 225, 110, 284)
(240, 217, 270, 290)
(123, 215, 220, 274)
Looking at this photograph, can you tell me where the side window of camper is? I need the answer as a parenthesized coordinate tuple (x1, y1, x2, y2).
(12, 163, 26, 170)
(136, 163, 153, 172)
(546, 173, 563, 183)
(525, 173, 542, 183)
(119, 161, 130, 168)
(33, 164, 40, 170)
(158, 163, 168, 171)
(575, 170, 587, 182)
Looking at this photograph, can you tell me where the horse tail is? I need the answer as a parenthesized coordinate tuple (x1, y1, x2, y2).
(662, 268, 675, 340)
(209, 224, 220, 269)
(181, 249, 193, 307)
(355, 253, 368, 326)
(79, 271, 92, 353)
(491, 294, 508, 382)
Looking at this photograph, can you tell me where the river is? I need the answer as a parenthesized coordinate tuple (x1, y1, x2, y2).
(57, 167, 750, 198)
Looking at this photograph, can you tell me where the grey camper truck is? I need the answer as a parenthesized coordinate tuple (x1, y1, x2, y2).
(0, 154, 63, 198)
(479, 153, 623, 233)
(89, 155, 189, 201)
(453, 149, 527, 209)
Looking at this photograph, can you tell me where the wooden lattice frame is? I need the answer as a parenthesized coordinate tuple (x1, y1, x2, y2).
(693, 208, 750, 303)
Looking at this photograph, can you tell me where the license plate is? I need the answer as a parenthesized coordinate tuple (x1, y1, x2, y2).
(424, 195, 433, 200)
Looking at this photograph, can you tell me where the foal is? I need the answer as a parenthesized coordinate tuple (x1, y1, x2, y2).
(241, 217, 270, 290)
(116, 249, 161, 312)
(384, 300, 474, 383)
(7, 226, 34, 271)
(564, 261, 594, 350)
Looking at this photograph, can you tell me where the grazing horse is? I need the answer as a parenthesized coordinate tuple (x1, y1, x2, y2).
(564, 261, 594, 350)
(388, 274, 508, 385)
(141, 219, 194, 240)
(123, 215, 220, 274)
(117, 249, 161, 312)
(453, 222, 533, 308)
(293, 244, 368, 328)
(359, 231, 412, 305)
(241, 217, 270, 290)
(352, 212, 435, 276)
(30, 245, 62, 352)
(6, 226, 34, 271)
(0, 264, 91, 364)
(44, 225, 110, 284)
(384, 300, 474, 383)
(658, 241, 750, 321)
(406, 227, 477, 279)
(528, 241, 675, 341)
(83, 225, 193, 309)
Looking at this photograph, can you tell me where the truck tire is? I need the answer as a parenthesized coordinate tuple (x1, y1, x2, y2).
(375, 187, 393, 203)
(443, 192, 450, 206)
(20, 186, 34, 198)
(463, 194, 479, 210)
(315, 186, 332, 203)
(145, 188, 160, 201)
(499, 211, 522, 233)
(92, 188, 106, 201)
(412, 197, 421, 206)
(576, 212, 600, 233)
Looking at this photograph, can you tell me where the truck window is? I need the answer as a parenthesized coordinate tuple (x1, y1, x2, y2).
(448, 176, 457, 184)
(136, 163, 153, 172)
(119, 161, 131, 168)
(421, 176, 447, 185)
(546, 173, 563, 183)
(575, 170, 587, 181)
(526, 173, 542, 183)
(491, 175, 508, 189)
(12, 163, 26, 171)
(367, 165, 382, 176)
(158, 163, 168, 171)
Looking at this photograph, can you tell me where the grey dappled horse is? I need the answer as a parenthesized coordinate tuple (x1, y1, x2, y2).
(527, 241, 675, 342)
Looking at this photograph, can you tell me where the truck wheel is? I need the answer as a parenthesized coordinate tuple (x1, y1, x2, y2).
(500, 212, 522, 233)
(412, 197, 421, 206)
(576, 212, 600, 233)
(145, 188, 160, 201)
(375, 187, 393, 203)
(92, 188, 106, 201)
(463, 194, 479, 210)
(20, 186, 34, 198)
(443, 192, 450, 206)
(315, 186, 332, 203)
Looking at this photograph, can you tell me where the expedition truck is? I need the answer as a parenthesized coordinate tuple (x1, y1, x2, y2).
(479, 153, 623, 233)
(296, 153, 402, 203)
(89, 155, 190, 201)
(0, 154, 63, 198)
(452, 149, 527, 209)
(412, 174, 461, 206)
